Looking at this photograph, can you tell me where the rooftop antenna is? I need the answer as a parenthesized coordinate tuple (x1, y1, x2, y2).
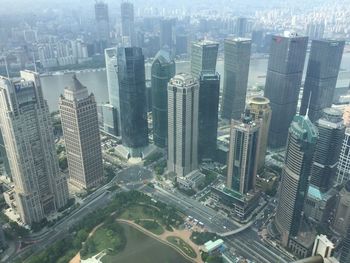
(305, 91, 312, 118)
(32, 52, 37, 73)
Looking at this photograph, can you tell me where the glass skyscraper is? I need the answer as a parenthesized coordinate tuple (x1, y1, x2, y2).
(264, 33, 308, 148)
(337, 128, 350, 185)
(275, 115, 317, 246)
(121, 2, 135, 46)
(221, 38, 251, 120)
(151, 50, 176, 148)
(117, 47, 148, 157)
(190, 40, 219, 78)
(300, 39, 345, 122)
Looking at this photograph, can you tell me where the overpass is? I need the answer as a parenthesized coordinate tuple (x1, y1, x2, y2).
(217, 220, 254, 237)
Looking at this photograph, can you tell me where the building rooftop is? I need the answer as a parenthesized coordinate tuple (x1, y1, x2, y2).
(169, 73, 197, 87)
(248, 96, 270, 105)
(66, 74, 86, 92)
(154, 49, 173, 65)
(290, 115, 318, 144)
(193, 39, 219, 47)
(203, 239, 224, 253)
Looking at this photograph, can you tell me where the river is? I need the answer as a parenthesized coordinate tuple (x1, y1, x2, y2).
(101, 223, 191, 263)
(41, 53, 350, 111)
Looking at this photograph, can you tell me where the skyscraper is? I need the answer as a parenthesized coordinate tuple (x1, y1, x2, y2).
(190, 40, 219, 78)
(121, 1, 135, 46)
(151, 50, 176, 148)
(246, 96, 272, 171)
(264, 33, 308, 148)
(117, 47, 148, 157)
(104, 47, 121, 136)
(221, 38, 251, 120)
(340, 224, 350, 263)
(226, 114, 260, 194)
(59, 75, 104, 190)
(275, 115, 317, 246)
(235, 17, 247, 37)
(309, 108, 345, 192)
(94, 1, 110, 52)
(160, 19, 175, 50)
(0, 71, 68, 225)
(167, 73, 199, 178)
(198, 72, 220, 160)
(300, 40, 345, 122)
(332, 181, 350, 236)
(337, 129, 350, 185)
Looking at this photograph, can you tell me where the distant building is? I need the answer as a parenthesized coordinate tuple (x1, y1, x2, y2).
(275, 115, 317, 246)
(246, 96, 271, 171)
(221, 38, 251, 120)
(198, 72, 220, 160)
(167, 73, 199, 177)
(336, 128, 350, 185)
(160, 19, 175, 51)
(226, 114, 260, 194)
(312, 235, 334, 258)
(332, 181, 350, 236)
(300, 40, 344, 122)
(0, 71, 68, 225)
(306, 22, 325, 40)
(117, 47, 149, 158)
(59, 75, 104, 190)
(264, 33, 308, 148)
(95, 1, 110, 52)
(121, 2, 135, 46)
(235, 17, 247, 37)
(190, 40, 219, 78)
(340, 225, 350, 263)
(151, 50, 176, 148)
(175, 33, 188, 56)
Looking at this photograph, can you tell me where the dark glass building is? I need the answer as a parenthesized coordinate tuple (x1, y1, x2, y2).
(264, 33, 308, 148)
(190, 40, 219, 78)
(151, 50, 176, 148)
(117, 47, 148, 155)
(300, 39, 345, 122)
(198, 72, 220, 160)
(94, 1, 110, 53)
(121, 2, 135, 46)
(221, 38, 251, 120)
(275, 115, 317, 246)
(309, 108, 345, 192)
(160, 19, 175, 50)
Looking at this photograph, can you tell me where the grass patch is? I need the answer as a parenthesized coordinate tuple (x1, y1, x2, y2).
(136, 220, 164, 235)
(119, 204, 158, 221)
(166, 236, 197, 259)
(190, 231, 218, 245)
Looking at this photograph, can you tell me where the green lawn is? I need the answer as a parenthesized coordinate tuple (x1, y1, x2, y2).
(119, 204, 158, 221)
(166, 236, 197, 259)
(137, 220, 164, 235)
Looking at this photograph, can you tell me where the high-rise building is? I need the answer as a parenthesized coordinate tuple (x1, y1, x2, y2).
(264, 33, 308, 148)
(340, 225, 350, 263)
(246, 96, 272, 171)
(175, 33, 188, 56)
(221, 38, 251, 120)
(308, 108, 345, 191)
(121, 2, 135, 46)
(306, 22, 325, 40)
(104, 47, 121, 136)
(151, 50, 176, 148)
(160, 19, 175, 50)
(226, 114, 260, 194)
(117, 47, 148, 157)
(300, 40, 345, 122)
(312, 234, 335, 258)
(198, 72, 220, 160)
(167, 73, 199, 178)
(190, 40, 219, 78)
(235, 17, 247, 37)
(59, 75, 104, 190)
(0, 71, 68, 225)
(94, 1, 110, 52)
(275, 115, 317, 246)
(337, 128, 350, 185)
(0, 131, 11, 178)
(332, 181, 350, 236)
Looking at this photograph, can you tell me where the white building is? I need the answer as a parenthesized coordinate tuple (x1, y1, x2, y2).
(336, 128, 350, 185)
(0, 71, 68, 225)
(167, 73, 199, 178)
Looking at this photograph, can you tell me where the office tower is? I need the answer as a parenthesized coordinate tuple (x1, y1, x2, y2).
(104, 47, 121, 136)
(337, 129, 350, 185)
(340, 225, 350, 263)
(246, 96, 272, 171)
(306, 22, 325, 40)
(226, 114, 260, 194)
(117, 47, 148, 157)
(175, 33, 188, 56)
(160, 19, 175, 50)
(167, 73, 199, 177)
(0, 71, 68, 225)
(300, 40, 345, 122)
(221, 38, 251, 120)
(151, 50, 176, 148)
(308, 109, 345, 191)
(343, 106, 350, 127)
(332, 181, 350, 236)
(121, 1, 135, 46)
(236, 17, 247, 37)
(198, 72, 220, 160)
(275, 115, 317, 246)
(59, 75, 104, 190)
(264, 32, 308, 148)
(312, 235, 334, 258)
(190, 40, 219, 78)
(0, 132, 11, 178)
(94, 1, 110, 52)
